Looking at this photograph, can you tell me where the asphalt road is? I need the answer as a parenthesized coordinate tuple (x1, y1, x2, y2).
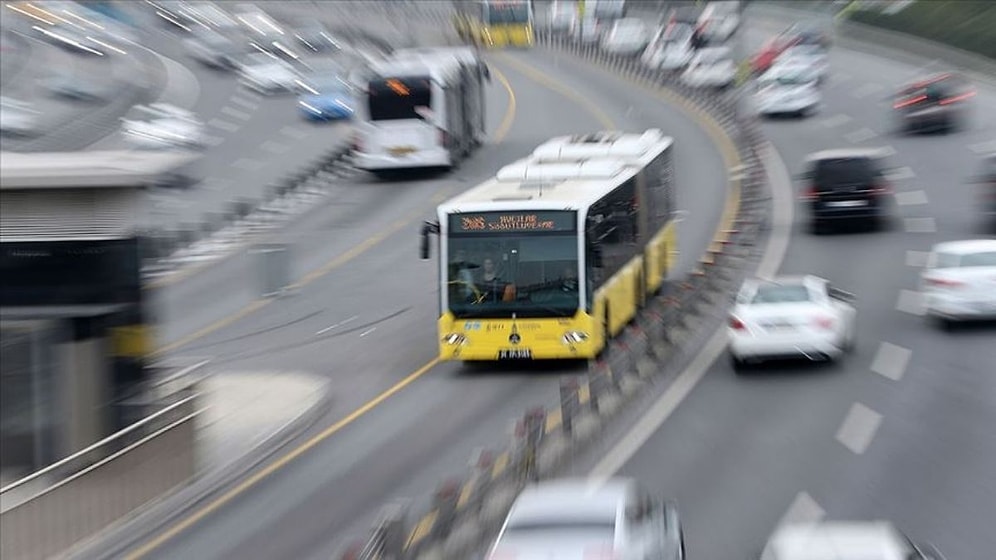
(563, 7, 996, 560)
(88, 12, 733, 560)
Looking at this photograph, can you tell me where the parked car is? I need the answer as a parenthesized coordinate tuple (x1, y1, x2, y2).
(547, 1, 578, 34)
(121, 103, 206, 150)
(681, 46, 736, 88)
(797, 148, 896, 233)
(729, 275, 856, 369)
(697, 1, 740, 44)
(754, 62, 822, 118)
(775, 43, 829, 84)
(761, 521, 946, 560)
(921, 239, 996, 329)
(487, 478, 685, 560)
(602, 18, 651, 56)
(571, 15, 604, 45)
(641, 23, 695, 72)
(891, 72, 974, 134)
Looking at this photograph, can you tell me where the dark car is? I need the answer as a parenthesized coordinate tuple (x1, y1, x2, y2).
(892, 72, 974, 133)
(798, 148, 895, 233)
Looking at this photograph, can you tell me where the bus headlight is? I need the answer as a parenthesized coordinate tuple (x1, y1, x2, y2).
(562, 331, 589, 345)
(443, 333, 468, 346)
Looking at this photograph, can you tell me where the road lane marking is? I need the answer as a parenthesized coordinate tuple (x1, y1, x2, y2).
(490, 66, 518, 142)
(904, 216, 936, 233)
(835, 402, 883, 455)
(231, 158, 264, 171)
(896, 289, 926, 316)
(870, 342, 912, 381)
(122, 357, 441, 559)
(820, 114, 852, 128)
(359, 327, 376, 337)
(885, 166, 916, 181)
(852, 82, 884, 99)
(221, 106, 252, 121)
(905, 250, 930, 267)
(261, 140, 291, 154)
(844, 127, 877, 143)
(777, 491, 826, 528)
(894, 189, 928, 206)
(968, 139, 996, 154)
(208, 118, 240, 132)
(229, 96, 259, 110)
(280, 125, 309, 140)
(315, 315, 358, 336)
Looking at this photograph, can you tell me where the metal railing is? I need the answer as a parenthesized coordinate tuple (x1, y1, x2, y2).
(0, 392, 203, 560)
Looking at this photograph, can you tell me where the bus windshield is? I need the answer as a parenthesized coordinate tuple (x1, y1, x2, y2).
(446, 211, 579, 318)
(367, 76, 432, 121)
(484, 2, 531, 25)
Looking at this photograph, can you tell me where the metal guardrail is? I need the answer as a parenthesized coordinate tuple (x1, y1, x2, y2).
(337, 15, 772, 560)
(0, 392, 203, 560)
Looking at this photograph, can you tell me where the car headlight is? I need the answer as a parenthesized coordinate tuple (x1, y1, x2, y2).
(442, 333, 467, 346)
(562, 331, 589, 345)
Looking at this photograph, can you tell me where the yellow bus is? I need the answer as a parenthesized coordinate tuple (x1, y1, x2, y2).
(454, 0, 535, 48)
(419, 129, 677, 361)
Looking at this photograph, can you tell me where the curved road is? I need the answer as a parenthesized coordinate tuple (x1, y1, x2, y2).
(81, 6, 734, 560)
(566, 6, 996, 560)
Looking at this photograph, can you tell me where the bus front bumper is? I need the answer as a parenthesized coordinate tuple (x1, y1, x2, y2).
(353, 149, 451, 171)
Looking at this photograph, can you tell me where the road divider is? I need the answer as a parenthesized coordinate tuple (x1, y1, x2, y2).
(336, 25, 774, 560)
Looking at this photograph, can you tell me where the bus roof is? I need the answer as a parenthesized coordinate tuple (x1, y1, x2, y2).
(369, 53, 465, 83)
(0, 150, 200, 189)
(392, 46, 482, 65)
(437, 129, 673, 215)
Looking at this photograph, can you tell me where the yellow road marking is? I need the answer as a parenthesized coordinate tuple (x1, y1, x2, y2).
(544, 409, 563, 434)
(456, 480, 476, 510)
(490, 67, 517, 142)
(491, 451, 510, 479)
(124, 357, 440, 560)
(405, 510, 439, 549)
(578, 381, 591, 405)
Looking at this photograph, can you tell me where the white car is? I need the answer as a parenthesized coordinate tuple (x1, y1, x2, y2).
(681, 46, 737, 88)
(121, 103, 206, 150)
(761, 521, 946, 560)
(571, 15, 604, 45)
(754, 63, 821, 117)
(697, 1, 741, 44)
(728, 275, 856, 369)
(237, 52, 301, 94)
(775, 44, 829, 83)
(0, 97, 40, 137)
(920, 239, 996, 328)
(487, 478, 685, 560)
(601, 18, 651, 56)
(641, 23, 695, 71)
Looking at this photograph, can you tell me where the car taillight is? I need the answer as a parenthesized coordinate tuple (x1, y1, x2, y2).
(939, 90, 976, 105)
(893, 94, 926, 109)
(813, 316, 834, 330)
(352, 135, 363, 152)
(729, 316, 746, 330)
(871, 180, 892, 195)
(925, 277, 963, 288)
(800, 185, 820, 201)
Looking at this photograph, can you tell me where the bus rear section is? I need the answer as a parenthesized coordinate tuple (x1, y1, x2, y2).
(353, 76, 454, 174)
(469, 0, 535, 48)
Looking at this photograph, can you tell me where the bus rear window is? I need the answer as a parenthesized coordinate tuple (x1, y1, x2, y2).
(367, 77, 432, 121)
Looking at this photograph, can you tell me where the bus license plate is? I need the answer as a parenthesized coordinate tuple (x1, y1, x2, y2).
(498, 349, 532, 359)
(389, 146, 415, 156)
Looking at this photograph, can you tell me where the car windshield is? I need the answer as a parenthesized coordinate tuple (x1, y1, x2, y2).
(504, 522, 615, 538)
(750, 284, 812, 304)
(954, 251, 996, 267)
(484, 3, 530, 24)
(446, 211, 580, 319)
(814, 157, 877, 188)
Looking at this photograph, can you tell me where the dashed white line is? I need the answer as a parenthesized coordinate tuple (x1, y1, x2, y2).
(852, 82, 884, 99)
(835, 402, 883, 455)
(894, 190, 929, 206)
(871, 342, 912, 381)
(968, 139, 996, 154)
(316, 315, 358, 335)
(261, 140, 291, 154)
(777, 492, 826, 528)
(904, 217, 937, 233)
(221, 106, 252, 121)
(885, 166, 916, 181)
(820, 114, 852, 128)
(359, 327, 377, 337)
(231, 158, 264, 171)
(208, 118, 240, 132)
(905, 250, 930, 267)
(844, 127, 878, 143)
(229, 96, 259, 110)
(896, 289, 926, 316)
(280, 126, 309, 140)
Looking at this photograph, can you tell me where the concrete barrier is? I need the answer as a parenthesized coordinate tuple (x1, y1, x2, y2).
(342, 19, 774, 560)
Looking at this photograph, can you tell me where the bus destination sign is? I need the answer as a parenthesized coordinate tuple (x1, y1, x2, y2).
(450, 211, 574, 234)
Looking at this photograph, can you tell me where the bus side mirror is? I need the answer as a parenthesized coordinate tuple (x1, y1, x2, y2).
(419, 221, 439, 260)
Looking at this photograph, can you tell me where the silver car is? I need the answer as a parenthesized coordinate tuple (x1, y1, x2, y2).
(487, 478, 685, 560)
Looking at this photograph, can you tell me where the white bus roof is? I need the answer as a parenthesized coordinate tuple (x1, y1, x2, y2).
(531, 129, 673, 164)
(370, 55, 464, 83)
(392, 46, 482, 65)
(0, 150, 200, 189)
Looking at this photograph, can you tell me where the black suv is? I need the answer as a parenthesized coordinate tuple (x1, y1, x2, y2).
(799, 149, 895, 233)
(892, 73, 974, 133)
